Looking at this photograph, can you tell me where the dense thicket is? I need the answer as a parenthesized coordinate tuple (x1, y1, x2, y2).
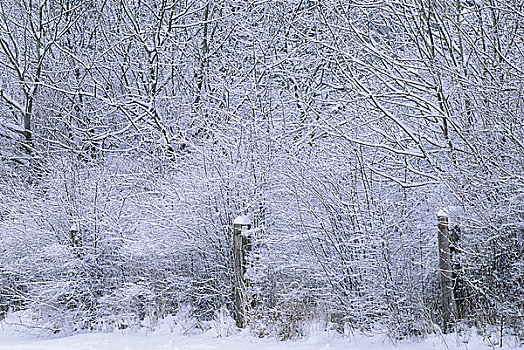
(0, 0, 522, 341)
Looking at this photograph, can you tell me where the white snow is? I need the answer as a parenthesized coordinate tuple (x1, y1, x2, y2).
(5, 122, 25, 133)
(437, 207, 449, 218)
(0, 321, 522, 350)
(233, 215, 252, 226)
(70, 222, 79, 232)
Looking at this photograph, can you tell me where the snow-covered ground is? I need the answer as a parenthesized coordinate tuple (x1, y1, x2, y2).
(1, 320, 522, 350)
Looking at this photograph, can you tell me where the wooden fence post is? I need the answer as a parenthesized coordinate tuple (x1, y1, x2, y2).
(437, 208, 457, 333)
(70, 222, 80, 247)
(233, 214, 252, 328)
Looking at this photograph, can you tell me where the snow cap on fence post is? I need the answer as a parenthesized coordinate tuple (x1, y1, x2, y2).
(234, 214, 252, 230)
(437, 207, 448, 218)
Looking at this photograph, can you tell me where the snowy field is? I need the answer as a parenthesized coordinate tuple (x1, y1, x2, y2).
(1, 321, 522, 350)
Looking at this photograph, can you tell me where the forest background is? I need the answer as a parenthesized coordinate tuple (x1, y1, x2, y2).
(0, 0, 523, 341)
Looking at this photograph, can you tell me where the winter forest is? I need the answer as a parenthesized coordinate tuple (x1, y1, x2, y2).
(0, 0, 523, 343)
